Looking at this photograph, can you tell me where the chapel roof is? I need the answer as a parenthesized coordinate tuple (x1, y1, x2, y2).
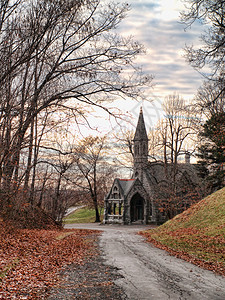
(145, 161, 199, 186)
(106, 178, 137, 199)
(117, 179, 135, 196)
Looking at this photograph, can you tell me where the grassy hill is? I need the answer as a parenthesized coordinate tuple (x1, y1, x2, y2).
(141, 187, 225, 275)
(64, 207, 104, 224)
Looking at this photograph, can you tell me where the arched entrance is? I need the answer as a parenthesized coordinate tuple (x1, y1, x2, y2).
(130, 193, 144, 222)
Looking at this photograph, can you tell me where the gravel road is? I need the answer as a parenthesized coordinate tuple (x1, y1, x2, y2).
(65, 223, 225, 300)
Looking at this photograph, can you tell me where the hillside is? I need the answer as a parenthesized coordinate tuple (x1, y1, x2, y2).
(64, 207, 103, 224)
(140, 187, 225, 276)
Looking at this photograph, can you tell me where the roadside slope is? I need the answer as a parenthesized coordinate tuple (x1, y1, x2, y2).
(141, 187, 225, 275)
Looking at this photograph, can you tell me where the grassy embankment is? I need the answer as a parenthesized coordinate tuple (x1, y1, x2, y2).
(64, 207, 104, 224)
(141, 187, 225, 275)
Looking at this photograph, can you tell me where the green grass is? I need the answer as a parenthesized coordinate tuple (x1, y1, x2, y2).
(141, 187, 225, 274)
(64, 207, 103, 224)
(157, 186, 225, 235)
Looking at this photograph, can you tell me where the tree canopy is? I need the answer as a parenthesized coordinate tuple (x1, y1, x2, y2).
(182, 0, 225, 80)
(196, 112, 225, 193)
(0, 0, 152, 225)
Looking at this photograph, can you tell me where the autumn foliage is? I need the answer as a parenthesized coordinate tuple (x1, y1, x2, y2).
(140, 187, 225, 276)
(0, 220, 99, 299)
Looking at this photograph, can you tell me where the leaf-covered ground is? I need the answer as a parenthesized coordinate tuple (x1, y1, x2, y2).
(0, 220, 100, 299)
(48, 246, 126, 300)
(140, 187, 225, 276)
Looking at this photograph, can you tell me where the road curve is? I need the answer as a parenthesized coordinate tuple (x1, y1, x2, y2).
(65, 223, 225, 300)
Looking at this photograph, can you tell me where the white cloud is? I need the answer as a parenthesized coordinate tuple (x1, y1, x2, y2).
(81, 0, 205, 133)
(115, 0, 204, 101)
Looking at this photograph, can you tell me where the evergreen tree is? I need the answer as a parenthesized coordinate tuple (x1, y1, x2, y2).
(197, 113, 225, 193)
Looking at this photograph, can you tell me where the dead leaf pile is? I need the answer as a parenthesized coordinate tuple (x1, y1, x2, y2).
(0, 220, 99, 299)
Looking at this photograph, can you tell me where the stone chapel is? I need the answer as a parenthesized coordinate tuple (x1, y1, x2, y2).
(103, 108, 200, 225)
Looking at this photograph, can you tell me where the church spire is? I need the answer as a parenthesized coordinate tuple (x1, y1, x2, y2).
(133, 107, 148, 171)
(134, 107, 148, 141)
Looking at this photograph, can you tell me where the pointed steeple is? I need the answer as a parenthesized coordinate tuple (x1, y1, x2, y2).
(134, 107, 148, 141)
(133, 107, 148, 172)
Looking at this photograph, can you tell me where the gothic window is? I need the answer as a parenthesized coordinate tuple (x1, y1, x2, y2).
(113, 186, 120, 199)
(114, 193, 118, 199)
(143, 143, 145, 154)
(134, 144, 139, 155)
(149, 203, 152, 216)
(119, 203, 123, 215)
(108, 203, 112, 215)
(113, 203, 117, 215)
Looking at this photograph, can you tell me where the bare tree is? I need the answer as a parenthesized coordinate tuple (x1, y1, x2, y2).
(0, 0, 152, 218)
(194, 80, 225, 118)
(181, 1, 225, 76)
(181, 1, 225, 196)
(181, 0, 225, 101)
(72, 136, 114, 222)
(153, 95, 198, 164)
(110, 128, 135, 176)
(148, 94, 201, 218)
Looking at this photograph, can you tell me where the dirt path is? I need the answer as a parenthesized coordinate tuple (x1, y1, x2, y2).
(65, 224, 225, 300)
(48, 234, 126, 300)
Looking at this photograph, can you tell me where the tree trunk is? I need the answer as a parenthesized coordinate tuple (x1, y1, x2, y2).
(24, 119, 34, 191)
(37, 168, 48, 208)
(93, 196, 101, 222)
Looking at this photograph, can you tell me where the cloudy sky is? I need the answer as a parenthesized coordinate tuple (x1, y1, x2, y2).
(80, 0, 205, 135)
(105, 0, 205, 129)
(117, 0, 203, 99)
